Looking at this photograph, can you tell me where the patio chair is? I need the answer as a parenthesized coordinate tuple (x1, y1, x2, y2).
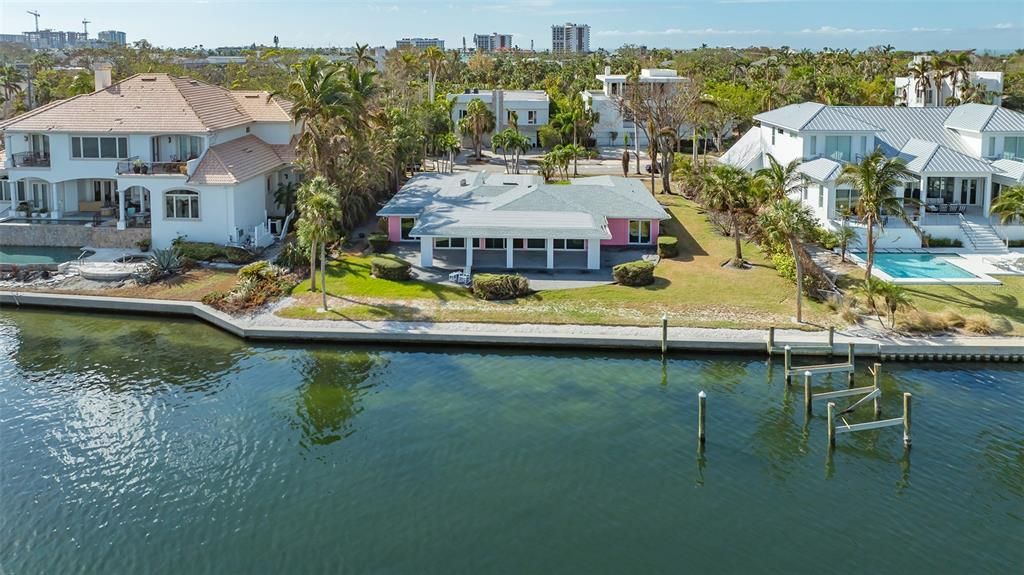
(448, 270, 463, 283)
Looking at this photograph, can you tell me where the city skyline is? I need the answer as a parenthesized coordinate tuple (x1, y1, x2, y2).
(0, 0, 1021, 52)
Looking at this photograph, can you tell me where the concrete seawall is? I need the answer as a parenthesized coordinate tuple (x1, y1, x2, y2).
(2, 291, 1023, 360)
(0, 222, 149, 249)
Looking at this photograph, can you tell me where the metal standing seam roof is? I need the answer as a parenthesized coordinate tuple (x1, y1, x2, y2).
(992, 158, 1024, 183)
(897, 138, 993, 174)
(796, 157, 843, 183)
(755, 103, 882, 133)
(0, 73, 293, 133)
(942, 103, 1024, 132)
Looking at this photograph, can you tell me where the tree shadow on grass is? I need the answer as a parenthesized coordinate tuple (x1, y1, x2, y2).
(660, 208, 707, 263)
(906, 286, 1021, 323)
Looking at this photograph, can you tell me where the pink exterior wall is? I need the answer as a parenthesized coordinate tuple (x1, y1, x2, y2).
(388, 216, 404, 242)
(602, 218, 661, 246)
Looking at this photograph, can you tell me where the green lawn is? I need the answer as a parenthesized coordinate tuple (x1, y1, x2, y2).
(280, 194, 835, 329)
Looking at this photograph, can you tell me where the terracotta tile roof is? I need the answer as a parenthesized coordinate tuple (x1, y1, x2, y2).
(189, 134, 292, 185)
(0, 73, 294, 133)
(229, 91, 293, 122)
(269, 135, 300, 164)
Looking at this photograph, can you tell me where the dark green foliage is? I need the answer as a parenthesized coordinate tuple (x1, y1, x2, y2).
(371, 256, 411, 280)
(657, 235, 679, 258)
(204, 263, 296, 313)
(274, 241, 307, 270)
(368, 232, 390, 254)
(927, 236, 963, 248)
(471, 273, 531, 300)
(172, 240, 256, 264)
(612, 260, 656, 286)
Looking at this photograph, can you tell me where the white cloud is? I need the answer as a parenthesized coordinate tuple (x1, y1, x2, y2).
(799, 26, 895, 34)
(993, 22, 1016, 29)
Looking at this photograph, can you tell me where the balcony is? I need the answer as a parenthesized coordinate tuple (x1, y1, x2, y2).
(116, 158, 189, 176)
(10, 151, 51, 168)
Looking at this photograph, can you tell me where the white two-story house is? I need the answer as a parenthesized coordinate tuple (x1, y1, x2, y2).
(895, 55, 1003, 107)
(0, 64, 299, 249)
(583, 67, 689, 148)
(721, 102, 1024, 251)
(450, 89, 549, 148)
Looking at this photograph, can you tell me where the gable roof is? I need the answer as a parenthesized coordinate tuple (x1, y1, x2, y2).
(0, 74, 293, 133)
(189, 134, 291, 185)
(897, 138, 993, 174)
(753, 102, 825, 131)
(943, 103, 1024, 133)
(992, 158, 1024, 184)
(796, 157, 842, 183)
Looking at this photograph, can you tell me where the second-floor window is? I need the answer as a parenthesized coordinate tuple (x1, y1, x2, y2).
(72, 136, 128, 159)
(825, 136, 852, 162)
(178, 136, 203, 161)
(528, 111, 537, 125)
(1004, 136, 1024, 161)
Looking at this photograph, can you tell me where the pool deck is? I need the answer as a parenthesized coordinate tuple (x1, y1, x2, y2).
(1, 291, 1021, 361)
(849, 250, 1023, 285)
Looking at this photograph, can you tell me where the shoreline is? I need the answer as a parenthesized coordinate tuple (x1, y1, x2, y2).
(4, 290, 1024, 361)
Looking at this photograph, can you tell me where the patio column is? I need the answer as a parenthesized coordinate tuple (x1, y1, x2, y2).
(505, 239, 513, 269)
(464, 237, 473, 273)
(419, 236, 433, 268)
(546, 238, 554, 269)
(117, 187, 126, 230)
(9, 180, 18, 213)
(49, 183, 61, 219)
(587, 239, 600, 270)
(140, 188, 148, 213)
(919, 176, 927, 220)
(982, 175, 993, 223)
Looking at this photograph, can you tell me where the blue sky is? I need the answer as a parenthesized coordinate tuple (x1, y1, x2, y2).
(1, 0, 1022, 52)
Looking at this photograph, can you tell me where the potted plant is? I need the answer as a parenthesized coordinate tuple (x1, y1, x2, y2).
(39, 207, 49, 218)
(132, 158, 143, 174)
(136, 238, 151, 252)
(17, 202, 31, 217)
(178, 163, 188, 175)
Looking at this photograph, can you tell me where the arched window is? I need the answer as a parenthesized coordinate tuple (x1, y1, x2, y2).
(165, 190, 199, 219)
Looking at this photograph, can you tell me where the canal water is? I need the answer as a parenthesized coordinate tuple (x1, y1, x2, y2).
(1, 308, 1021, 573)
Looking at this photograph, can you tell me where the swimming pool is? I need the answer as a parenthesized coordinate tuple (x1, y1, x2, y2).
(853, 252, 978, 281)
(0, 246, 86, 265)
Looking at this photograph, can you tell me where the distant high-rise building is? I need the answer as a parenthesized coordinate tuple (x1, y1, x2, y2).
(97, 30, 128, 46)
(395, 37, 444, 50)
(0, 33, 27, 45)
(473, 33, 513, 53)
(551, 23, 590, 54)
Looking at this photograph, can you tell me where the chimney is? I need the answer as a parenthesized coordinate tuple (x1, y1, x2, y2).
(604, 65, 611, 76)
(93, 62, 113, 91)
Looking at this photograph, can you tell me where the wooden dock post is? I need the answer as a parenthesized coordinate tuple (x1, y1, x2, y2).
(784, 345, 792, 384)
(804, 371, 813, 416)
(827, 402, 836, 447)
(698, 390, 707, 446)
(903, 392, 912, 448)
(767, 327, 775, 354)
(847, 344, 855, 386)
(828, 326, 835, 354)
(661, 313, 668, 355)
(872, 363, 882, 417)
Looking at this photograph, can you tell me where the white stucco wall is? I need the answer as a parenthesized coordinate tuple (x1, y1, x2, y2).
(150, 183, 231, 248)
(760, 125, 803, 164)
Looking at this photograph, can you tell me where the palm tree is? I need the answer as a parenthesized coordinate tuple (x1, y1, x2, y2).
(947, 52, 973, 103)
(434, 132, 460, 173)
(906, 59, 931, 105)
(297, 176, 342, 308)
(0, 64, 25, 100)
(836, 150, 917, 281)
(423, 46, 445, 102)
(759, 198, 817, 322)
(458, 98, 495, 161)
(832, 221, 859, 263)
(990, 185, 1024, 226)
(347, 43, 377, 71)
(504, 130, 531, 174)
(879, 281, 913, 330)
(928, 54, 950, 105)
(755, 153, 806, 205)
(702, 164, 756, 267)
(277, 56, 346, 177)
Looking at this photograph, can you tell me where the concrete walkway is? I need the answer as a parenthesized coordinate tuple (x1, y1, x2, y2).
(1, 291, 1022, 360)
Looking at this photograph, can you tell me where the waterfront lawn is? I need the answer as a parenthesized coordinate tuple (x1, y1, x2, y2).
(49, 269, 240, 302)
(280, 194, 834, 328)
(897, 278, 1024, 336)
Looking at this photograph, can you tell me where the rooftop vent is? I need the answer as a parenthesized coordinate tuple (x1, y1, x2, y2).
(460, 178, 468, 187)
(472, 88, 479, 94)
(464, 88, 471, 94)
(140, 77, 157, 82)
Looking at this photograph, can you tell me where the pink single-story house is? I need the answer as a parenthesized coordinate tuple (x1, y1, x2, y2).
(377, 172, 670, 271)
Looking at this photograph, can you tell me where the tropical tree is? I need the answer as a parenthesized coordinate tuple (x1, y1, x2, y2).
(297, 176, 342, 308)
(0, 64, 25, 100)
(277, 56, 346, 177)
(906, 58, 932, 105)
(423, 46, 445, 102)
(434, 132, 460, 173)
(836, 150, 917, 281)
(702, 164, 756, 267)
(755, 153, 806, 205)
(458, 98, 495, 161)
(990, 185, 1024, 226)
(831, 221, 859, 263)
(947, 51, 973, 102)
(928, 54, 950, 105)
(274, 181, 299, 216)
(759, 198, 817, 322)
(347, 43, 377, 71)
(879, 281, 913, 330)
(68, 71, 95, 95)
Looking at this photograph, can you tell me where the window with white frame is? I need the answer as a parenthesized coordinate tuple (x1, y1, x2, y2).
(989, 137, 997, 157)
(434, 237, 466, 249)
(484, 238, 507, 249)
(165, 190, 200, 219)
(825, 136, 852, 162)
(512, 238, 546, 249)
(177, 136, 203, 160)
(553, 238, 585, 250)
(527, 111, 537, 125)
(1004, 136, 1024, 161)
(72, 136, 129, 159)
(628, 220, 652, 244)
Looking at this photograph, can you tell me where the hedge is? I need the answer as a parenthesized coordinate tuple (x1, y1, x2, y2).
(471, 273, 531, 300)
(173, 241, 254, 264)
(371, 256, 411, 280)
(657, 235, 678, 258)
(368, 232, 390, 253)
(612, 260, 655, 286)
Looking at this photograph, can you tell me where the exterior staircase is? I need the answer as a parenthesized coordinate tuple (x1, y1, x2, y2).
(960, 219, 1008, 253)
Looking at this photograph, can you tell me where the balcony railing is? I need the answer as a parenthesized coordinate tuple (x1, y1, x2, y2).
(116, 157, 189, 176)
(11, 151, 51, 168)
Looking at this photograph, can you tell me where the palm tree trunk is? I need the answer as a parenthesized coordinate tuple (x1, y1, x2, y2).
(309, 239, 318, 292)
(320, 242, 327, 310)
(572, 124, 579, 176)
(865, 218, 875, 282)
(790, 236, 804, 323)
(732, 214, 743, 265)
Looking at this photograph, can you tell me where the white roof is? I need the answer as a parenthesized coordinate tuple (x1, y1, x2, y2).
(897, 138, 993, 174)
(944, 103, 1024, 132)
(796, 157, 843, 183)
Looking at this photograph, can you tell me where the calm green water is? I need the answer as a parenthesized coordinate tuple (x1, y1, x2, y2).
(0, 246, 84, 265)
(1, 309, 1021, 574)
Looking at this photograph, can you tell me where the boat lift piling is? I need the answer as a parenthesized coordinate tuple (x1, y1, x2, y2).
(828, 393, 913, 448)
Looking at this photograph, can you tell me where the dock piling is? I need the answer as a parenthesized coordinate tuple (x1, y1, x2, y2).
(784, 345, 792, 384)
(827, 402, 836, 448)
(767, 327, 775, 354)
(804, 371, 813, 416)
(903, 393, 912, 448)
(847, 344, 855, 386)
(661, 314, 668, 355)
(872, 363, 882, 417)
(828, 326, 834, 353)
(698, 390, 706, 446)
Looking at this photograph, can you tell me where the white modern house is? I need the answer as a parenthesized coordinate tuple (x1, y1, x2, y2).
(721, 102, 1024, 251)
(895, 55, 1003, 107)
(583, 67, 689, 147)
(0, 65, 300, 249)
(378, 172, 670, 272)
(451, 89, 549, 148)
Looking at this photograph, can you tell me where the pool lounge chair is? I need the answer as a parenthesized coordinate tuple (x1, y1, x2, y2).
(983, 253, 1024, 272)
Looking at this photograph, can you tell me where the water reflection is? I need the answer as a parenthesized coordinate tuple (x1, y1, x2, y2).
(293, 349, 386, 449)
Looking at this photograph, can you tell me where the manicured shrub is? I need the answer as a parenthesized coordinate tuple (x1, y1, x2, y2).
(926, 236, 963, 248)
(225, 247, 255, 264)
(368, 232, 390, 254)
(471, 273, 531, 300)
(657, 235, 678, 258)
(771, 251, 796, 282)
(371, 256, 411, 280)
(172, 240, 255, 264)
(274, 241, 306, 271)
(613, 260, 655, 286)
